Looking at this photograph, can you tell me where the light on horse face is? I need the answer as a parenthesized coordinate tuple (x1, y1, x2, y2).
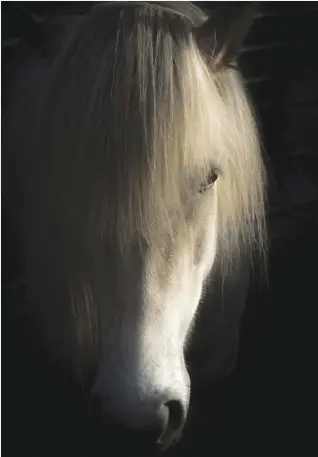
(89, 390, 187, 451)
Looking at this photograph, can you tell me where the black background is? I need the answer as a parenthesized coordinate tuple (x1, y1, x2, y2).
(2, 2, 318, 456)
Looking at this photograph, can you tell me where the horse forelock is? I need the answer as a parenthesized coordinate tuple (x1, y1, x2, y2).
(30, 1, 266, 277)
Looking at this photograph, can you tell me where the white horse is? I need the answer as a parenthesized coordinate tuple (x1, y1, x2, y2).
(3, 2, 266, 452)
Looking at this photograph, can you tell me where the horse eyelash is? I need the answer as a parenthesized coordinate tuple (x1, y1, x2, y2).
(199, 169, 219, 194)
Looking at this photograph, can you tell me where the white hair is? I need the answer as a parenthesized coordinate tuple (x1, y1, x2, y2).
(31, 2, 266, 272)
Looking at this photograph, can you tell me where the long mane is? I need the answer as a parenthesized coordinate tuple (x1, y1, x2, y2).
(23, 1, 266, 276)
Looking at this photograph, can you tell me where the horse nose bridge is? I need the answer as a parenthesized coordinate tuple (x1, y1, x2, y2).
(93, 341, 189, 398)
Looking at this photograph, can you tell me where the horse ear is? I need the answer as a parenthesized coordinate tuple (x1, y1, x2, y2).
(194, 2, 259, 68)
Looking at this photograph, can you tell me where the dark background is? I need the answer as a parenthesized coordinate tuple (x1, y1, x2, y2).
(2, 2, 318, 456)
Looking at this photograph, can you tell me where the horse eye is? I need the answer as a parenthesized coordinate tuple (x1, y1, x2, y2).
(199, 170, 218, 194)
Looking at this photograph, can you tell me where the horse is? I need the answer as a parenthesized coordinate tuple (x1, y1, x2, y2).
(3, 2, 267, 453)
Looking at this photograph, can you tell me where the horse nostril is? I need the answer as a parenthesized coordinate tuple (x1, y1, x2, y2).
(157, 399, 186, 452)
(88, 392, 187, 451)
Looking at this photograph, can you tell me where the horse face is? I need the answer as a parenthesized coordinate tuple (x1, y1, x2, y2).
(90, 194, 218, 449)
